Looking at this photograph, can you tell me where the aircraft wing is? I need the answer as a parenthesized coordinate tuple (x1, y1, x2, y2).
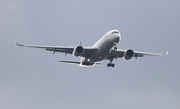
(106, 49, 168, 59)
(14, 41, 98, 57)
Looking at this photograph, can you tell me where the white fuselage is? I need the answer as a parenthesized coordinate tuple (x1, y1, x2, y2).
(15, 29, 166, 67)
(89, 30, 121, 62)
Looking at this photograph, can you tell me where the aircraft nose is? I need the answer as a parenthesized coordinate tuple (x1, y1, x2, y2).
(118, 32, 121, 41)
(116, 35, 120, 43)
(115, 31, 121, 43)
(111, 30, 121, 43)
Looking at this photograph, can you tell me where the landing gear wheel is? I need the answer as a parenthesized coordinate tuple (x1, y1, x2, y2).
(107, 57, 115, 67)
(107, 63, 115, 67)
(114, 46, 117, 50)
(107, 63, 111, 67)
(111, 64, 115, 67)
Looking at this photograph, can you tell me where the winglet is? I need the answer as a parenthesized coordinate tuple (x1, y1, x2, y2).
(164, 51, 168, 56)
(14, 41, 17, 45)
(14, 41, 24, 46)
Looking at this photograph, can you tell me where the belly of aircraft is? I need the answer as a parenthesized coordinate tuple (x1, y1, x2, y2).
(90, 41, 114, 62)
(90, 51, 108, 62)
(90, 32, 120, 62)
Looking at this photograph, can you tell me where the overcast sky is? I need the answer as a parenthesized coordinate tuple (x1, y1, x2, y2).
(1, 0, 180, 109)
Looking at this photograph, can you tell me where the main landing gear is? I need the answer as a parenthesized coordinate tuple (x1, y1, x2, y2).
(107, 63, 115, 67)
(107, 43, 117, 67)
(107, 58, 115, 67)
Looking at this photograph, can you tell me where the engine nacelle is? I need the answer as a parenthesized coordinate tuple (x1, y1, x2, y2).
(72, 46, 84, 57)
(123, 49, 134, 60)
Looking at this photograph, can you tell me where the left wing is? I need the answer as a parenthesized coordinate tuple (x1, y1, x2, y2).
(14, 41, 98, 57)
(106, 49, 168, 59)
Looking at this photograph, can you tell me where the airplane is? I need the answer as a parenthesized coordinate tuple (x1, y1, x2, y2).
(14, 29, 168, 67)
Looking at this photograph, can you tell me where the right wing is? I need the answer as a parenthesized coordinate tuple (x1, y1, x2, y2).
(14, 41, 98, 57)
(106, 49, 168, 59)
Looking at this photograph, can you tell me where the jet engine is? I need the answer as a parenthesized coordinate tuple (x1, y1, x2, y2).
(72, 46, 84, 57)
(123, 49, 134, 60)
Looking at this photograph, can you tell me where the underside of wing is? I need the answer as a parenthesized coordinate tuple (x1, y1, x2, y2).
(134, 51, 168, 56)
(106, 49, 168, 60)
(14, 41, 99, 58)
(14, 41, 74, 54)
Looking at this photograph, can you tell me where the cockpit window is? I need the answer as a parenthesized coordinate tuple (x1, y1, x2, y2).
(112, 31, 119, 34)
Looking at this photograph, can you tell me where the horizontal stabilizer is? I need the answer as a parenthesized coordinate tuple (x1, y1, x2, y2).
(59, 60, 101, 66)
(59, 61, 80, 65)
(95, 63, 101, 65)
